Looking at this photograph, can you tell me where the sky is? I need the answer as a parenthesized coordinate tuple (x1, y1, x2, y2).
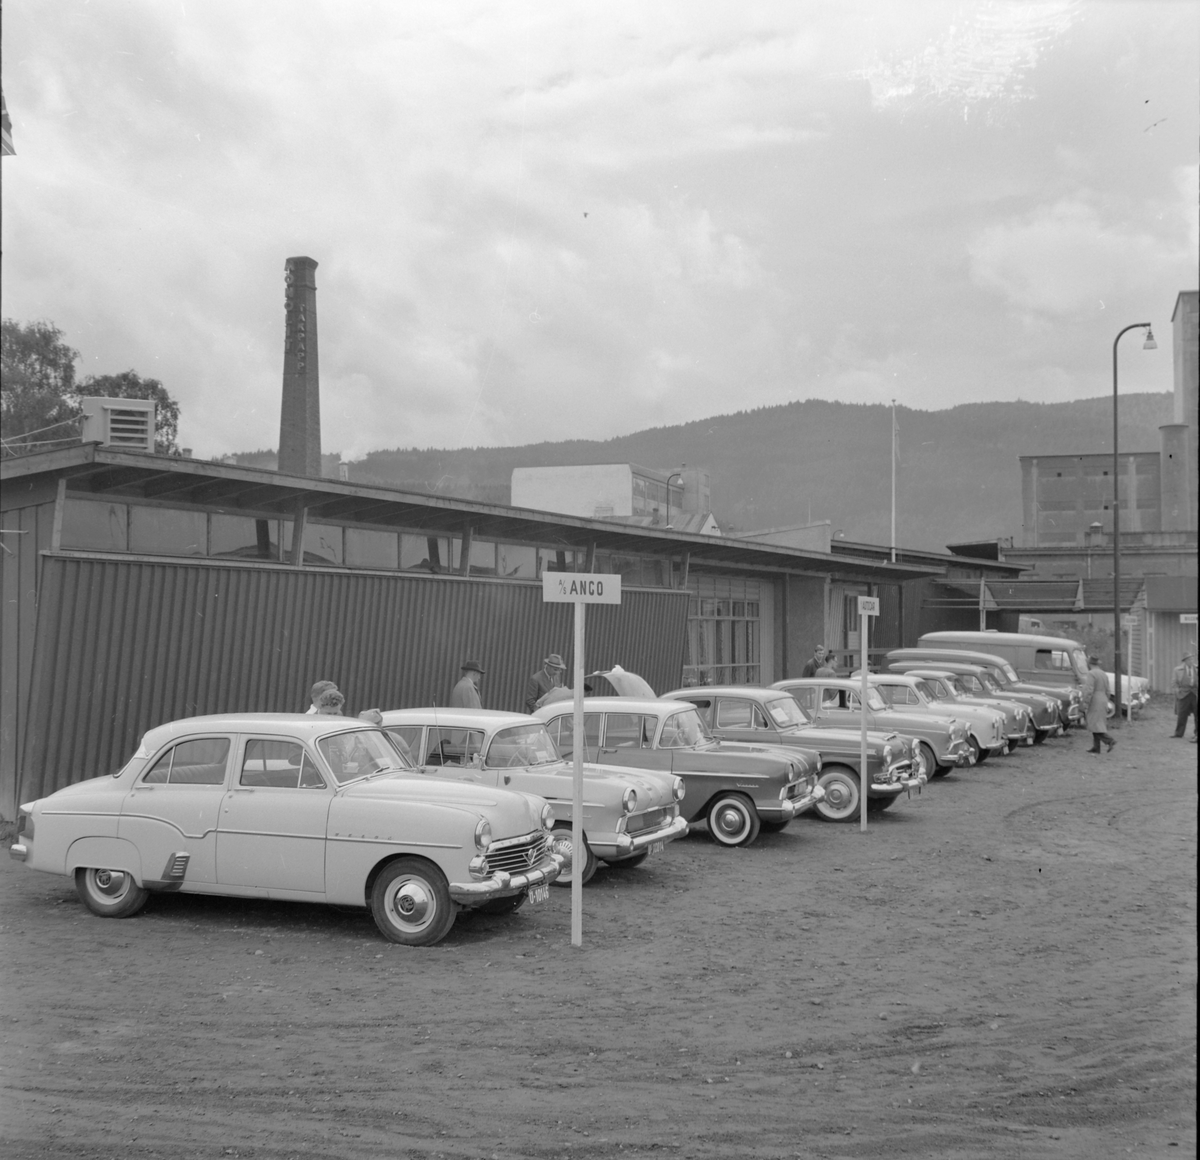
(2, 0, 1197, 460)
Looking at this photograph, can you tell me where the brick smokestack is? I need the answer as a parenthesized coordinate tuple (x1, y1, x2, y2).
(278, 256, 321, 476)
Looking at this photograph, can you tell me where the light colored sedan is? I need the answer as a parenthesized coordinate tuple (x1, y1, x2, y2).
(9, 714, 562, 946)
(380, 708, 687, 887)
(893, 668, 1036, 747)
(864, 674, 1009, 764)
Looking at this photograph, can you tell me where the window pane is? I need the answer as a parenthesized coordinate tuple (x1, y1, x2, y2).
(345, 528, 398, 569)
(304, 522, 343, 565)
(128, 506, 207, 556)
(211, 515, 280, 560)
(497, 544, 536, 578)
(401, 534, 448, 572)
(461, 539, 496, 576)
(716, 700, 753, 728)
(603, 714, 650, 749)
(171, 738, 230, 784)
(61, 500, 128, 551)
(425, 727, 484, 766)
(538, 547, 575, 574)
(241, 739, 304, 788)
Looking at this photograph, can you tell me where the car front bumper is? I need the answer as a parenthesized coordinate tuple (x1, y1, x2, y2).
(759, 785, 827, 822)
(9, 842, 27, 862)
(941, 740, 974, 766)
(450, 853, 564, 903)
(869, 772, 925, 797)
(592, 813, 690, 859)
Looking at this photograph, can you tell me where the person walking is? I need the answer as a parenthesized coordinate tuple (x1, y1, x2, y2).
(450, 660, 485, 709)
(1171, 652, 1197, 740)
(525, 653, 566, 712)
(1083, 655, 1115, 754)
(801, 645, 829, 678)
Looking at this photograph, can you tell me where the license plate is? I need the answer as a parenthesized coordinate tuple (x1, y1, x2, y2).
(647, 840, 665, 856)
(526, 883, 550, 906)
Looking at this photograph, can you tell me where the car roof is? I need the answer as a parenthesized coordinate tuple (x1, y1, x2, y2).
(137, 713, 377, 754)
(661, 686, 794, 701)
(380, 708, 539, 730)
(867, 673, 920, 685)
(890, 648, 1013, 668)
(892, 660, 990, 675)
(774, 678, 866, 689)
(540, 697, 692, 716)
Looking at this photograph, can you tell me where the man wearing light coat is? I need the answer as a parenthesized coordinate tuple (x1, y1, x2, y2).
(1082, 656, 1115, 754)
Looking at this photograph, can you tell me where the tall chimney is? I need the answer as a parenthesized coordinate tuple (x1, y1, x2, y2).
(278, 256, 321, 475)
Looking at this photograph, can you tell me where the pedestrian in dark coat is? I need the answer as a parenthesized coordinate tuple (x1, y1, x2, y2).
(1083, 656, 1115, 753)
(450, 660, 485, 709)
(801, 646, 828, 678)
(525, 654, 566, 712)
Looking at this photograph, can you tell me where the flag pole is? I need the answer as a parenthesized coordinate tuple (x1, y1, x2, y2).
(890, 400, 896, 564)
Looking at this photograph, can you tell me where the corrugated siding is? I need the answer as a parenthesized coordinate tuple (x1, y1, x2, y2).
(1146, 611, 1199, 692)
(0, 501, 57, 819)
(16, 555, 689, 805)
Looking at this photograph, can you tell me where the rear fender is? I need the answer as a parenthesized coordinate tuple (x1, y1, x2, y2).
(66, 837, 144, 884)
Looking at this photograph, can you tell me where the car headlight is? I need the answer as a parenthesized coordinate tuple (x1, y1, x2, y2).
(622, 788, 638, 814)
(883, 743, 894, 764)
(672, 777, 686, 802)
(540, 803, 554, 832)
(475, 818, 492, 851)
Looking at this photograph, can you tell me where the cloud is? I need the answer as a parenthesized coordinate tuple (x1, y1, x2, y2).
(967, 194, 1195, 316)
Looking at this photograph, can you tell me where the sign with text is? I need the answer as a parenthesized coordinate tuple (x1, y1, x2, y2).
(542, 573, 622, 604)
(1121, 615, 1137, 629)
(857, 596, 880, 616)
(1181, 613, 1198, 625)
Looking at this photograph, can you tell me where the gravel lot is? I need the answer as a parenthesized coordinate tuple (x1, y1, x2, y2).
(2, 699, 1195, 1160)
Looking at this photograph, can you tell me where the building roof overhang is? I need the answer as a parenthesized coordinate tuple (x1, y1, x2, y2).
(1, 446, 941, 583)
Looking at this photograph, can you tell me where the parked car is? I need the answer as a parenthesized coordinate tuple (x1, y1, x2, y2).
(917, 631, 1091, 697)
(378, 708, 687, 886)
(534, 696, 822, 846)
(1104, 671, 1151, 718)
(657, 684, 924, 822)
(858, 673, 1009, 764)
(886, 650, 1072, 737)
(8, 714, 563, 946)
(773, 678, 974, 778)
(884, 667, 1036, 748)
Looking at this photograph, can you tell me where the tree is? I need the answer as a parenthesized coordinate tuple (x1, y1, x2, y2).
(1, 318, 80, 453)
(76, 371, 180, 454)
(1, 319, 181, 455)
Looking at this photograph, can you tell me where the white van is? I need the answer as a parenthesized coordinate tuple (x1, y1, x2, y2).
(917, 631, 1089, 692)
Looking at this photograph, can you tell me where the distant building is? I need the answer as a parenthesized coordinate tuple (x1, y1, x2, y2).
(510, 464, 720, 534)
(1010, 290, 1197, 582)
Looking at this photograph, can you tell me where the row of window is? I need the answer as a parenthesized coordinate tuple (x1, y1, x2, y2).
(60, 499, 680, 586)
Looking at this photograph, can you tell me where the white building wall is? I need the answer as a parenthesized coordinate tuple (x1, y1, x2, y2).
(511, 465, 633, 518)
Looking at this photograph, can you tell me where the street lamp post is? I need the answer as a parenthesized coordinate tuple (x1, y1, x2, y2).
(1111, 322, 1156, 726)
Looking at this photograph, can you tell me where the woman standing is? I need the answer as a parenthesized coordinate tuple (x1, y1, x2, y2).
(1083, 655, 1115, 754)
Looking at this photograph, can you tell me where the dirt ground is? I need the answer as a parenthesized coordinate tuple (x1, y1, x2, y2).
(1, 699, 1195, 1160)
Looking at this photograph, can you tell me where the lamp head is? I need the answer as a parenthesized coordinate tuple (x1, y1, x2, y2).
(1143, 327, 1157, 350)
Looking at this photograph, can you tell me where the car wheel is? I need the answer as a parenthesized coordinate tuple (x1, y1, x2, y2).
(550, 824, 597, 886)
(1032, 728, 1049, 745)
(74, 867, 149, 919)
(603, 851, 649, 869)
(706, 794, 761, 846)
(918, 742, 947, 779)
(475, 891, 527, 916)
(371, 858, 456, 946)
(814, 766, 860, 823)
(967, 736, 983, 765)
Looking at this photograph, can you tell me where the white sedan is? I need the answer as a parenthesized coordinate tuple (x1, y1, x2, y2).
(9, 714, 562, 946)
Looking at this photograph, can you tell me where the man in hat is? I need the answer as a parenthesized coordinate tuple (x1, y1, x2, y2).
(1171, 651, 1197, 740)
(525, 653, 566, 712)
(1082, 655, 1116, 754)
(450, 660, 485, 709)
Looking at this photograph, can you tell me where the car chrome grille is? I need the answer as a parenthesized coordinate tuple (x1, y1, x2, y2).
(626, 808, 669, 835)
(484, 832, 549, 875)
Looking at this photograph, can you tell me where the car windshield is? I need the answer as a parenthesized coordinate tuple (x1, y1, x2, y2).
(485, 724, 561, 768)
(863, 688, 889, 711)
(977, 673, 1001, 693)
(915, 679, 944, 700)
(987, 667, 1013, 687)
(765, 695, 809, 727)
(658, 708, 712, 748)
(317, 728, 410, 785)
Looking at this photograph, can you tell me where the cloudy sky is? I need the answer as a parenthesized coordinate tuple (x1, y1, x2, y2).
(3, 1, 1196, 459)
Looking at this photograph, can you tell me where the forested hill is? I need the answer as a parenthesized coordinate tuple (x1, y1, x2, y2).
(328, 393, 1175, 552)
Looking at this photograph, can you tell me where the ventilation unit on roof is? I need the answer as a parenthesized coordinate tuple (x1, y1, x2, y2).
(80, 398, 156, 451)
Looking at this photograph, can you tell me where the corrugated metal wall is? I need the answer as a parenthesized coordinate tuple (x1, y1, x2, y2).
(15, 555, 689, 806)
(0, 498, 57, 818)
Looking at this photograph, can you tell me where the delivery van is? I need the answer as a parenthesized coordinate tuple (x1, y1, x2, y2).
(916, 631, 1089, 692)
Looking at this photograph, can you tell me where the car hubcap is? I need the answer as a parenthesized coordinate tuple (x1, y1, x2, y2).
(551, 832, 576, 880)
(388, 879, 433, 931)
(714, 805, 748, 841)
(92, 869, 128, 898)
(826, 783, 850, 808)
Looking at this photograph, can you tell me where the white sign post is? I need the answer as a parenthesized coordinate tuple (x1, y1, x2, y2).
(857, 596, 880, 832)
(541, 572, 622, 946)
